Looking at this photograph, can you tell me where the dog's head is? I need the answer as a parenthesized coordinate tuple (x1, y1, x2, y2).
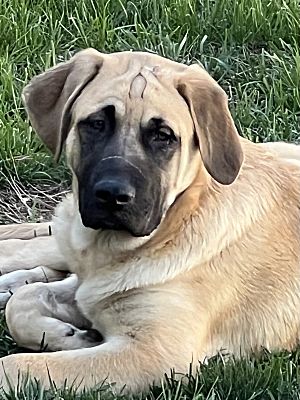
(23, 49, 243, 237)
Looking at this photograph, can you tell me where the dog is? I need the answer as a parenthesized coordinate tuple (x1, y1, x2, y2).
(0, 49, 300, 393)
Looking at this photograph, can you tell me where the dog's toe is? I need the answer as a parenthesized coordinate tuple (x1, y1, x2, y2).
(60, 325, 103, 350)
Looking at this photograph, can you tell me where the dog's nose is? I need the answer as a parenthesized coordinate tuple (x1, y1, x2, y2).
(93, 179, 136, 206)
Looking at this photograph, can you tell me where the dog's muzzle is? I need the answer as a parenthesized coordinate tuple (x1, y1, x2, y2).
(78, 156, 162, 236)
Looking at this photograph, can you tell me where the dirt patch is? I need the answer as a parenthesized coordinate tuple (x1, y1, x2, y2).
(0, 180, 70, 224)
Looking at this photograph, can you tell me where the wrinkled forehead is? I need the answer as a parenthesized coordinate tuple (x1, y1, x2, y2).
(72, 53, 192, 131)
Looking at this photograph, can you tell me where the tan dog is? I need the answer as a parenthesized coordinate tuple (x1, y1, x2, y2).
(0, 49, 300, 393)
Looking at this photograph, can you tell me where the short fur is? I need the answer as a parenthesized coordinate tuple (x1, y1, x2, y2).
(0, 50, 299, 393)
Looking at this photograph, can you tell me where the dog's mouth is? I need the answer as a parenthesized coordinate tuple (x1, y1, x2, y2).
(79, 206, 161, 237)
(83, 216, 126, 233)
(82, 219, 158, 238)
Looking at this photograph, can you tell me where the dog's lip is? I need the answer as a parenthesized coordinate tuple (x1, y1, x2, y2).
(82, 216, 124, 231)
(81, 213, 157, 237)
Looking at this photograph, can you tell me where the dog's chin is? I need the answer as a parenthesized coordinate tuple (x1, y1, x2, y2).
(80, 215, 158, 238)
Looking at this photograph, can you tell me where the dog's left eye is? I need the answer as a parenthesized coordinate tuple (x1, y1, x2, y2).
(89, 119, 106, 132)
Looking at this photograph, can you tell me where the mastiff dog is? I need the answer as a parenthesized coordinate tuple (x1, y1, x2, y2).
(0, 49, 300, 393)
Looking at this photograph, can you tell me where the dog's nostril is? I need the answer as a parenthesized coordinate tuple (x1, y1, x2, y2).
(95, 189, 113, 204)
(116, 193, 133, 205)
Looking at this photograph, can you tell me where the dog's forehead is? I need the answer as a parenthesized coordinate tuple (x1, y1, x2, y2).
(73, 52, 188, 123)
(108, 51, 188, 75)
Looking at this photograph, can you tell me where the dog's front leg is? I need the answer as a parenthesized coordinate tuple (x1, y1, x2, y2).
(0, 340, 170, 394)
(0, 233, 68, 308)
(0, 323, 200, 394)
(0, 235, 67, 275)
(0, 222, 53, 241)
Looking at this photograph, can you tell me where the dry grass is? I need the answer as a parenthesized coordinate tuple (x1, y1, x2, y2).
(0, 182, 69, 224)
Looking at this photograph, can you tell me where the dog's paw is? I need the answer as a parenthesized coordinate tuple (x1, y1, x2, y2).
(42, 323, 103, 351)
(63, 326, 103, 350)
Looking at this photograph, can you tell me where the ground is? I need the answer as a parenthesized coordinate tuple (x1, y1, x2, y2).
(0, 182, 69, 225)
(0, 0, 300, 398)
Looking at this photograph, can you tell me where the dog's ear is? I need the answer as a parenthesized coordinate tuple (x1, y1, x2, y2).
(177, 65, 244, 185)
(22, 48, 104, 161)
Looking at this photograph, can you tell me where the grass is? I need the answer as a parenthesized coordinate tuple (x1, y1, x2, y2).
(1, 0, 300, 185)
(0, 0, 300, 398)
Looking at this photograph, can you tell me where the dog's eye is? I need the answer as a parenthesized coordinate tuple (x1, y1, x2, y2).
(153, 128, 177, 144)
(89, 119, 106, 132)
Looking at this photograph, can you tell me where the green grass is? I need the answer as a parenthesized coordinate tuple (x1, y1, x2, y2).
(1, 0, 300, 184)
(0, 0, 300, 398)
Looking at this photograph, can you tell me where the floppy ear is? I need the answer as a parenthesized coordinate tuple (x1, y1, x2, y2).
(22, 48, 104, 160)
(177, 65, 244, 185)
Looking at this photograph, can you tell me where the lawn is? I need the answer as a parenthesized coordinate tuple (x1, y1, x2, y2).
(0, 0, 300, 398)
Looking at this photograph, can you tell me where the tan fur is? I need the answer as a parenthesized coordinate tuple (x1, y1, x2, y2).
(0, 50, 299, 394)
(259, 141, 300, 167)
